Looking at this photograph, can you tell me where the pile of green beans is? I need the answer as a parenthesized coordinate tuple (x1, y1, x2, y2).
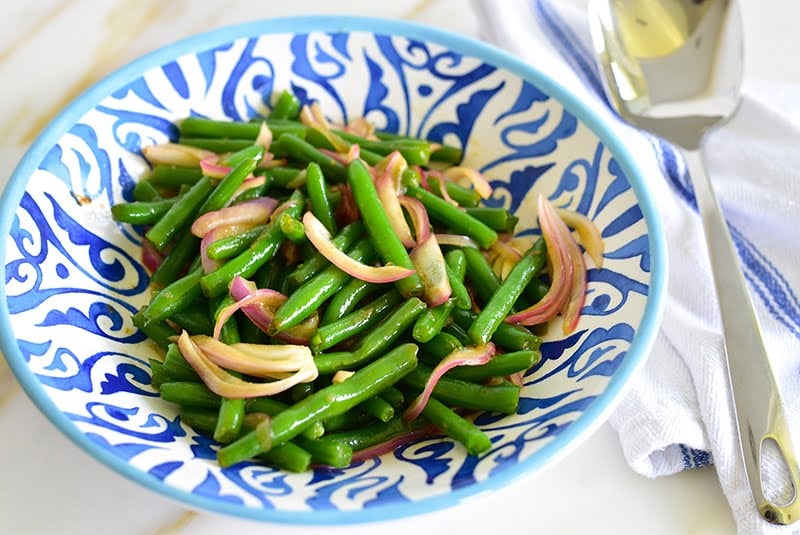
(118, 90, 550, 471)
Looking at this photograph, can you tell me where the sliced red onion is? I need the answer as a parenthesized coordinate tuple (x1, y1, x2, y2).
(141, 239, 164, 273)
(556, 208, 605, 269)
(433, 233, 479, 249)
(507, 371, 524, 387)
(233, 175, 267, 198)
(349, 425, 436, 464)
(404, 344, 496, 421)
(558, 210, 588, 334)
(177, 331, 317, 398)
(257, 157, 288, 169)
(303, 211, 416, 283)
(191, 197, 277, 238)
(346, 144, 360, 164)
(409, 234, 451, 307)
(300, 103, 350, 152)
(442, 166, 493, 199)
(424, 169, 458, 206)
(344, 116, 376, 139)
(199, 156, 231, 179)
(376, 153, 415, 248)
(224, 276, 319, 344)
(142, 143, 215, 167)
(320, 146, 361, 166)
(254, 122, 273, 151)
(505, 196, 574, 325)
(398, 196, 430, 244)
(194, 334, 315, 377)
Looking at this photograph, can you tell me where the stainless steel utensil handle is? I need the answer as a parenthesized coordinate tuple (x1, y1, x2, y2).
(684, 148, 800, 525)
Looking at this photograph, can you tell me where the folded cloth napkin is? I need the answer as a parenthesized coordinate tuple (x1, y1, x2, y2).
(472, 0, 800, 533)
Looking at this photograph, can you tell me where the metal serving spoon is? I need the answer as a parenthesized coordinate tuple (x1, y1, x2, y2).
(588, 0, 799, 525)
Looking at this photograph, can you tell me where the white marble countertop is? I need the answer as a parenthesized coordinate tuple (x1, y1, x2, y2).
(2, 0, 794, 533)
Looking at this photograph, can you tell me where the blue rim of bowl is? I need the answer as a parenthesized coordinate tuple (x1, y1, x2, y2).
(0, 15, 667, 525)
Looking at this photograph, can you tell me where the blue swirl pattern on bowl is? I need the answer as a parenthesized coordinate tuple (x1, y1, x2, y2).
(1, 18, 665, 524)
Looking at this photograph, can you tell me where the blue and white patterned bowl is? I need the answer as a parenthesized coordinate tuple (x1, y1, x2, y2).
(0, 17, 666, 524)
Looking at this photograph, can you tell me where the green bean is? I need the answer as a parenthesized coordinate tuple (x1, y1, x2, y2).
(287, 221, 363, 288)
(524, 277, 551, 304)
(221, 145, 265, 168)
(179, 137, 254, 153)
(465, 207, 519, 233)
(402, 363, 520, 414)
(303, 129, 405, 168)
(322, 409, 373, 433)
(462, 246, 501, 306)
(240, 414, 313, 473)
(293, 436, 353, 468)
(169, 308, 213, 336)
(200, 191, 305, 297)
(160, 343, 201, 383)
(270, 89, 302, 120)
(379, 387, 405, 410)
(180, 117, 307, 140)
(425, 175, 480, 208)
(333, 130, 431, 166)
(347, 159, 423, 298)
(160, 381, 221, 409)
(212, 298, 245, 444)
(142, 267, 204, 325)
(278, 212, 306, 244)
(205, 225, 266, 260)
(147, 165, 203, 187)
(247, 398, 324, 440)
(179, 408, 219, 436)
(314, 298, 426, 374)
(450, 308, 541, 352)
(111, 198, 179, 225)
(305, 162, 337, 234)
(321, 278, 380, 325)
(420, 332, 463, 366)
(444, 249, 471, 310)
(448, 350, 538, 383)
(374, 131, 463, 164)
(147, 232, 190, 286)
(145, 177, 213, 250)
(290, 382, 315, 403)
(276, 133, 347, 182)
(412, 299, 456, 343)
(310, 289, 403, 353)
(196, 156, 261, 214)
(133, 310, 175, 350)
(133, 179, 164, 202)
(404, 185, 497, 249)
(419, 397, 491, 455)
(468, 238, 547, 345)
(149, 359, 167, 390)
(442, 321, 471, 346)
(322, 414, 429, 453)
(429, 144, 463, 165)
(259, 440, 312, 473)
(359, 396, 395, 423)
(270, 238, 375, 333)
(266, 166, 303, 188)
(420, 332, 537, 380)
(217, 343, 418, 466)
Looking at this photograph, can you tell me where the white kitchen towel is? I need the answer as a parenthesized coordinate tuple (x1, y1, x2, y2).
(472, 0, 800, 533)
